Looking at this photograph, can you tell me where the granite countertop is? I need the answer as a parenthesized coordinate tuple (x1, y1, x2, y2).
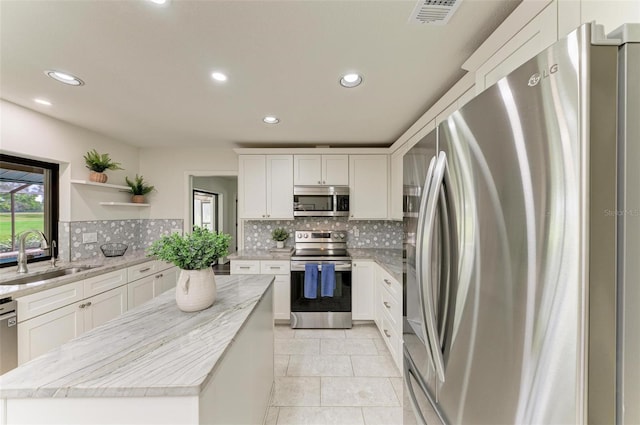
(0, 250, 155, 299)
(348, 248, 404, 282)
(227, 248, 293, 261)
(0, 274, 274, 399)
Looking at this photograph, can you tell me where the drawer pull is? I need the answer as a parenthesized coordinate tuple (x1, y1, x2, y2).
(139, 267, 151, 273)
(384, 329, 391, 338)
(383, 301, 391, 309)
(239, 266, 251, 269)
(384, 279, 391, 286)
(269, 266, 281, 270)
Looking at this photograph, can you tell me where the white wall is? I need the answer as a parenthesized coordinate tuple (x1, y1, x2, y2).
(138, 147, 238, 220)
(0, 100, 140, 221)
(192, 176, 238, 252)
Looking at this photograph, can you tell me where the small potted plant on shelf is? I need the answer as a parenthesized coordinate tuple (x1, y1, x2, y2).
(83, 149, 123, 183)
(147, 227, 231, 312)
(124, 174, 155, 203)
(271, 227, 289, 249)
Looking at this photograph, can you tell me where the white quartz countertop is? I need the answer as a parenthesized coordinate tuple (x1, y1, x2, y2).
(348, 248, 404, 282)
(0, 251, 155, 299)
(0, 274, 274, 399)
(227, 248, 293, 260)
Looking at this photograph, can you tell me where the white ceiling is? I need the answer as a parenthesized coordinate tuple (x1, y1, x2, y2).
(0, 0, 520, 149)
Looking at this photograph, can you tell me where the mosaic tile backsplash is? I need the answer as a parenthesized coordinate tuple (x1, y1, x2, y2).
(58, 219, 183, 262)
(243, 217, 402, 250)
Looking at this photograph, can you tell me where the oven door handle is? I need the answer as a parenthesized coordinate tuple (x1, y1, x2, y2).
(290, 263, 352, 272)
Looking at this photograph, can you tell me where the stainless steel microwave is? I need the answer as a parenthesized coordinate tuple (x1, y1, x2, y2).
(293, 186, 349, 217)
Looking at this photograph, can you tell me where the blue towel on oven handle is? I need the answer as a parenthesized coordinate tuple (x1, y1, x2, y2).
(304, 263, 318, 299)
(320, 262, 336, 297)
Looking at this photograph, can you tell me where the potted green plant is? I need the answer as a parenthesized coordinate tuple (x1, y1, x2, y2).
(271, 227, 289, 249)
(124, 174, 155, 203)
(147, 227, 231, 312)
(83, 149, 123, 183)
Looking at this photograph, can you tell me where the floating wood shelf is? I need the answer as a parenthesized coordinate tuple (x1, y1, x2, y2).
(71, 179, 129, 191)
(98, 202, 150, 207)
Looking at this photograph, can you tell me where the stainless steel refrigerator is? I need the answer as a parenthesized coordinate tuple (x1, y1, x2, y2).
(403, 23, 639, 425)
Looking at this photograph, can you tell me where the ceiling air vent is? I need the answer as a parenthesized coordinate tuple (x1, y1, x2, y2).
(409, 0, 463, 25)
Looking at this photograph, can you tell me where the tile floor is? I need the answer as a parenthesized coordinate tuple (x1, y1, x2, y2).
(266, 324, 403, 425)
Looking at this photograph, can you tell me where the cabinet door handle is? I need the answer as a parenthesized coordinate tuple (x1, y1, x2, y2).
(323, 181, 326, 184)
(267, 214, 270, 217)
(317, 180, 321, 184)
(155, 274, 163, 278)
(85, 301, 92, 307)
(384, 329, 391, 338)
(384, 279, 391, 286)
(79, 303, 86, 309)
(383, 301, 391, 309)
(139, 267, 151, 273)
(262, 215, 266, 218)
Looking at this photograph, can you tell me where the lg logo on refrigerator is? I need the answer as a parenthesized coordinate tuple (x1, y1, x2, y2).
(528, 64, 559, 87)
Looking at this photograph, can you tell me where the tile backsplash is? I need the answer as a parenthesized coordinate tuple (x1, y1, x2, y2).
(243, 217, 402, 250)
(58, 219, 183, 262)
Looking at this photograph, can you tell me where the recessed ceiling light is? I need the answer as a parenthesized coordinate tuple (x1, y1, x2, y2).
(45, 70, 84, 86)
(34, 98, 52, 106)
(263, 116, 280, 124)
(211, 72, 228, 82)
(340, 73, 363, 88)
(148, 0, 168, 4)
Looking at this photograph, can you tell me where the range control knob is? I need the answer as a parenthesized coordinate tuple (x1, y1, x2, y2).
(304, 233, 309, 238)
(296, 232, 302, 239)
(338, 233, 345, 239)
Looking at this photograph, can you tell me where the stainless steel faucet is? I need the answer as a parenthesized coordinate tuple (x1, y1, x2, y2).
(50, 240, 57, 268)
(17, 230, 49, 274)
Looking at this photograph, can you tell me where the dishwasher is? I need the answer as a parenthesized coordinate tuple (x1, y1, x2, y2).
(0, 298, 17, 375)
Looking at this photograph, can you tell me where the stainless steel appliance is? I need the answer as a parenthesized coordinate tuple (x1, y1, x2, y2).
(293, 186, 349, 217)
(403, 23, 639, 425)
(290, 230, 352, 328)
(0, 298, 17, 375)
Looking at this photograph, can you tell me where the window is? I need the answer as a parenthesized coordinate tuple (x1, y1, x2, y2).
(0, 154, 59, 267)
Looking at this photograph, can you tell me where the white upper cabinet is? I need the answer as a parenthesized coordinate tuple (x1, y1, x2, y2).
(239, 155, 293, 219)
(266, 155, 294, 219)
(294, 155, 349, 186)
(349, 155, 388, 220)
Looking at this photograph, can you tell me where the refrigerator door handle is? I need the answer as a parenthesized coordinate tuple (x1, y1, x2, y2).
(437, 185, 451, 345)
(416, 156, 438, 361)
(420, 151, 448, 383)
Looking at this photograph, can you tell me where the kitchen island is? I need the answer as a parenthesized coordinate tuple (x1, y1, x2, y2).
(0, 274, 274, 425)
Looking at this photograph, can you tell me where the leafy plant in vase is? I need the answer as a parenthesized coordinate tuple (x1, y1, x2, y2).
(272, 227, 289, 249)
(147, 227, 231, 312)
(83, 149, 123, 183)
(124, 174, 155, 203)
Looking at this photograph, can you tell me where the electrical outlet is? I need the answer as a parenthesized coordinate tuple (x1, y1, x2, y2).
(82, 232, 98, 244)
(171, 228, 182, 235)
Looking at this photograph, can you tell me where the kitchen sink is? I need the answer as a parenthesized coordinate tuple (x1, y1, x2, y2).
(0, 266, 99, 286)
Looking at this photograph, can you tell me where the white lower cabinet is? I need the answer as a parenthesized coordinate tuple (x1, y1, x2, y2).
(127, 275, 156, 309)
(17, 300, 84, 365)
(16, 261, 178, 365)
(83, 285, 128, 331)
(231, 259, 291, 321)
(375, 266, 402, 370)
(352, 260, 375, 320)
(127, 263, 178, 309)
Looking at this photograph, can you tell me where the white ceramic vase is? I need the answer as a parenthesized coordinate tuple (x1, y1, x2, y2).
(175, 268, 217, 312)
(276, 241, 284, 249)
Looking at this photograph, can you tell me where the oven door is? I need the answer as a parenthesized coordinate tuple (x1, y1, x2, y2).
(290, 261, 352, 328)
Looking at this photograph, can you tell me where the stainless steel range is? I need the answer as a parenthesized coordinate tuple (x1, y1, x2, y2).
(290, 230, 352, 329)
